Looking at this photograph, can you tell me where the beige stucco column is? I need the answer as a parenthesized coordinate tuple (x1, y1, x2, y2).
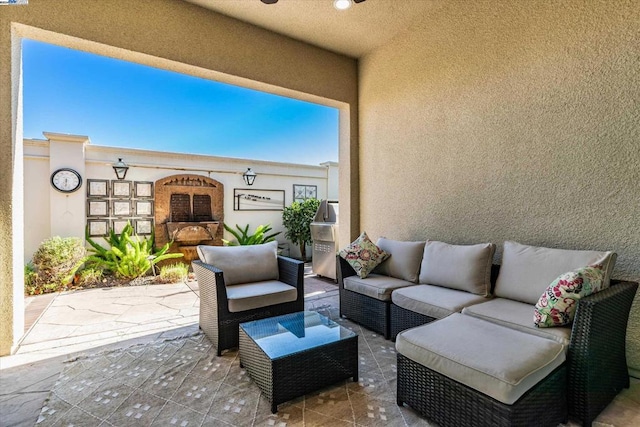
(44, 132, 89, 239)
(0, 25, 24, 356)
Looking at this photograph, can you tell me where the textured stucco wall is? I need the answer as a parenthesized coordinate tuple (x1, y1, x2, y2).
(0, 0, 358, 355)
(359, 0, 640, 374)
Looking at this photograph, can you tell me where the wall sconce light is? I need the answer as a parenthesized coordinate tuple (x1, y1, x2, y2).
(243, 168, 257, 186)
(112, 158, 129, 180)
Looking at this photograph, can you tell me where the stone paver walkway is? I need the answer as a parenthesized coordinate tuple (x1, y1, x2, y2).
(15, 282, 200, 364)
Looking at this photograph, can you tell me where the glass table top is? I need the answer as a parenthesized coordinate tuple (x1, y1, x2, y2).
(240, 311, 357, 360)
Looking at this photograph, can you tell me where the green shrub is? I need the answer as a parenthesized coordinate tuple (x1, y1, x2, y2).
(158, 263, 189, 283)
(85, 222, 183, 279)
(24, 263, 39, 295)
(29, 236, 85, 294)
(223, 223, 281, 246)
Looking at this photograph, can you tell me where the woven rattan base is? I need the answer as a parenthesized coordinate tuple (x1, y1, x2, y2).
(397, 354, 567, 427)
(339, 288, 390, 339)
(239, 314, 358, 413)
(389, 303, 436, 340)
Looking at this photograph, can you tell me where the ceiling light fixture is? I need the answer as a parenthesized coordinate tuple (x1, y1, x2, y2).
(334, 0, 352, 10)
(260, 0, 367, 8)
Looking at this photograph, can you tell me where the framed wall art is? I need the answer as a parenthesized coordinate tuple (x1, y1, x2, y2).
(87, 179, 109, 198)
(135, 218, 153, 235)
(135, 200, 154, 216)
(87, 219, 109, 237)
(135, 181, 154, 198)
(111, 219, 130, 235)
(111, 200, 131, 217)
(87, 200, 108, 217)
(111, 180, 132, 198)
(293, 184, 317, 203)
(234, 189, 285, 211)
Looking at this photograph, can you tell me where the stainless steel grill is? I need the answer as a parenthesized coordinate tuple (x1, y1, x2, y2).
(310, 200, 339, 281)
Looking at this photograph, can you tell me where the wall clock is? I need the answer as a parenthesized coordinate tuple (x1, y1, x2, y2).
(50, 168, 82, 193)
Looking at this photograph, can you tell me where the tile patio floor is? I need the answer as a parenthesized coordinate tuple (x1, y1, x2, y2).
(1, 268, 639, 426)
(0, 266, 338, 426)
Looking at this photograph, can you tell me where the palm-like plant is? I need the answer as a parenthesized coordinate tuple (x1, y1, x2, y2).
(85, 222, 183, 279)
(223, 223, 281, 246)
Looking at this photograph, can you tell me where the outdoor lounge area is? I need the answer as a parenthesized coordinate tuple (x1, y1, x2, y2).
(1, 1, 640, 427)
(1, 263, 639, 426)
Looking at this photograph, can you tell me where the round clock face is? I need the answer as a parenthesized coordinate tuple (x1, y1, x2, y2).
(51, 168, 82, 193)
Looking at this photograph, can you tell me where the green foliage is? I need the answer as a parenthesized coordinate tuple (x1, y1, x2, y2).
(24, 263, 39, 295)
(77, 266, 105, 287)
(223, 223, 281, 246)
(85, 222, 183, 279)
(28, 236, 86, 294)
(158, 263, 189, 283)
(282, 198, 321, 261)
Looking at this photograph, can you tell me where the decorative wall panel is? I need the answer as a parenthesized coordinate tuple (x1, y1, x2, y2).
(85, 179, 155, 236)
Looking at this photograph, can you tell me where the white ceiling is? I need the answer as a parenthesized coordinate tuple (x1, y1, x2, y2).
(185, 0, 436, 58)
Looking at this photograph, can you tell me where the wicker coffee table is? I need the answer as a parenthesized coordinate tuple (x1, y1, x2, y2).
(239, 311, 358, 413)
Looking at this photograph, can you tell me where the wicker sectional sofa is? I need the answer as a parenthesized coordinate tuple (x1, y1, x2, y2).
(338, 238, 638, 426)
(338, 238, 496, 339)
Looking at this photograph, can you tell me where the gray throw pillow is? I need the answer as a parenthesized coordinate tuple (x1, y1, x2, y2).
(375, 237, 426, 283)
(419, 240, 496, 296)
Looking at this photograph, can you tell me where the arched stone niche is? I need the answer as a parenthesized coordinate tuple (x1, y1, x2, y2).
(154, 174, 224, 264)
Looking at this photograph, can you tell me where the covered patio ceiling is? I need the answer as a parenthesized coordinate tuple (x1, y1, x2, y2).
(185, 0, 437, 58)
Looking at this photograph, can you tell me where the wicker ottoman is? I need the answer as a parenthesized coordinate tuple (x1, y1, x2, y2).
(396, 313, 568, 427)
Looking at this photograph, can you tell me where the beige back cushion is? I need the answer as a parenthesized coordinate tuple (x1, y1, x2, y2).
(196, 240, 279, 286)
(494, 241, 617, 304)
(419, 240, 496, 296)
(375, 238, 426, 283)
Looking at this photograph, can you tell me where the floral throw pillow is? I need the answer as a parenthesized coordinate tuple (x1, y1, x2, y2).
(534, 265, 605, 328)
(339, 232, 390, 279)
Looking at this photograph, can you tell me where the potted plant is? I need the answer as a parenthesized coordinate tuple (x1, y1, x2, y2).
(282, 198, 320, 261)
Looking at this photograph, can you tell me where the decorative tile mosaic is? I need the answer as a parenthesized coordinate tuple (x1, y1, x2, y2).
(36, 312, 434, 426)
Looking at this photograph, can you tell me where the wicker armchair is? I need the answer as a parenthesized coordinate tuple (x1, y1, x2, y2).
(193, 256, 304, 356)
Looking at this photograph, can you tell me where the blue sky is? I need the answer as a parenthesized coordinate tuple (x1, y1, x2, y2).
(22, 39, 339, 165)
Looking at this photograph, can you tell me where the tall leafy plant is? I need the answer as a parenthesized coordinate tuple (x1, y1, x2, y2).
(282, 198, 320, 261)
(85, 223, 183, 279)
(223, 223, 281, 246)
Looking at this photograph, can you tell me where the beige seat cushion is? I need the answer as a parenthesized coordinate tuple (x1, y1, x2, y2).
(343, 274, 416, 301)
(226, 280, 297, 313)
(392, 285, 489, 319)
(419, 240, 496, 296)
(396, 313, 566, 405)
(495, 241, 616, 305)
(375, 238, 426, 283)
(462, 298, 572, 346)
(197, 240, 279, 286)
